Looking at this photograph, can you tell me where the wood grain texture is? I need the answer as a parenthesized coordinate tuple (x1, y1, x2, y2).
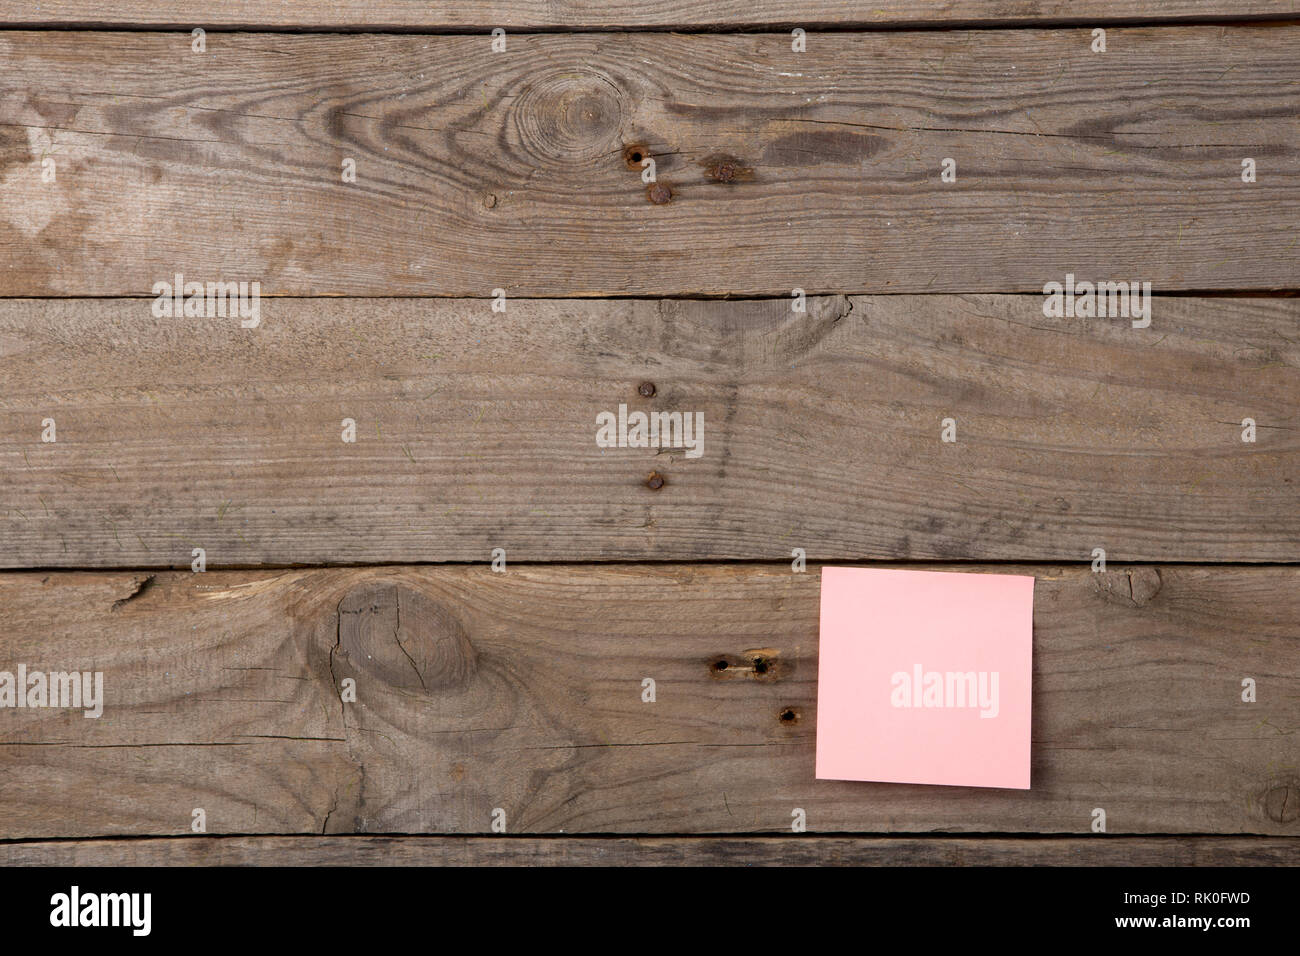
(2, 295, 1296, 568)
(2, 1, 1294, 30)
(2, 26, 1298, 296)
(0, 563, 1295, 838)
(3, 835, 1296, 866)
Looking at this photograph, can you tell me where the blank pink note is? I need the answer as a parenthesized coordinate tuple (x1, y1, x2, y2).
(816, 567, 1035, 789)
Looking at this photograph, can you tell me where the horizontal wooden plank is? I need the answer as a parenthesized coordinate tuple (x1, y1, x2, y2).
(2, 26, 1298, 296)
(0, 563, 1295, 838)
(2, 295, 1295, 567)
(1, 2, 1294, 30)
(3, 835, 1296, 866)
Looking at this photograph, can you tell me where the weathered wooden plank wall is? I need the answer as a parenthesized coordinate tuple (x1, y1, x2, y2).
(1, 6, 1296, 869)
(2, 295, 1295, 568)
(2, 27, 1298, 296)
(1, 565, 1295, 838)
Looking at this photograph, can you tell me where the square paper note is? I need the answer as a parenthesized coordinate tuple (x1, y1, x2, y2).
(816, 567, 1034, 789)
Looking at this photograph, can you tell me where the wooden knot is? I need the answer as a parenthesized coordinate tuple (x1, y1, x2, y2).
(333, 582, 475, 693)
(513, 69, 624, 165)
(1262, 782, 1299, 824)
(700, 153, 753, 183)
(1093, 567, 1162, 608)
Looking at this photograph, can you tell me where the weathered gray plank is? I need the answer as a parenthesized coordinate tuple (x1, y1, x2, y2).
(1, 295, 1295, 567)
(1, 1, 1293, 30)
(2, 27, 1298, 296)
(3, 835, 1295, 866)
(0, 563, 1295, 838)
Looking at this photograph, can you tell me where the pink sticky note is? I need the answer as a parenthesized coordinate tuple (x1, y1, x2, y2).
(816, 567, 1034, 789)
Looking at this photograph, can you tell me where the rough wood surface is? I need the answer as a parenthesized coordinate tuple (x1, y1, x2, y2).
(2, 26, 1298, 296)
(2, 2, 1293, 30)
(0, 563, 1295, 838)
(2, 295, 1295, 568)
(3, 835, 1295, 866)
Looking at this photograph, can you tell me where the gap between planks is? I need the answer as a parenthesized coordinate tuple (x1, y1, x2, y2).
(1, 3, 1296, 32)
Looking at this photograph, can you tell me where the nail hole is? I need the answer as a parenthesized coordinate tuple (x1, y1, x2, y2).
(753, 658, 769, 674)
(713, 660, 729, 671)
(779, 708, 798, 723)
(623, 144, 649, 169)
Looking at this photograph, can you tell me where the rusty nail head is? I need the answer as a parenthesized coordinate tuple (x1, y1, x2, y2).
(646, 471, 665, 490)
(638, 381, 656, 397)
(647, 183, 672, 204)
